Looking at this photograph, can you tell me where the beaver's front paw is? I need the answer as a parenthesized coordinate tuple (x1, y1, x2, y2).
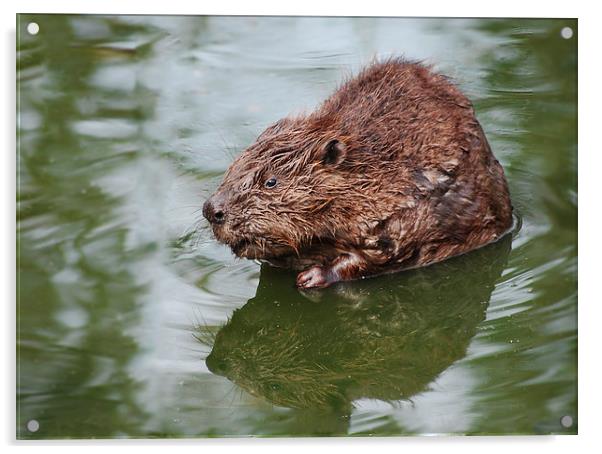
(296, 265, 331, 289)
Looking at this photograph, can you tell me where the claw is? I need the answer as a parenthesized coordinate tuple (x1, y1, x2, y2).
(296, 265, 330, 289)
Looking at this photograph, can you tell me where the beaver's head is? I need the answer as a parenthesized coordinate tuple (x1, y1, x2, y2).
(203, 117, 362, 260)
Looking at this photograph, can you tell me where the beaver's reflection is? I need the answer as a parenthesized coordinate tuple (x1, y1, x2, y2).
(206, 236, 510, 416)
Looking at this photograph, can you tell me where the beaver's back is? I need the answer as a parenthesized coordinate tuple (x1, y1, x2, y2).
(316, 60, 480, 166)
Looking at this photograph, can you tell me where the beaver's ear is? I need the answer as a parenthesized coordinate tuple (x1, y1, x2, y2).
(320, 139, 347, 166)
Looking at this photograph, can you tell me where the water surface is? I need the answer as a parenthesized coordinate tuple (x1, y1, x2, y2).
(17, 15, 577, 438)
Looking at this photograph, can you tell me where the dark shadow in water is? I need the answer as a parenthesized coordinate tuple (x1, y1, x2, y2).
(204, 235, 511, 434)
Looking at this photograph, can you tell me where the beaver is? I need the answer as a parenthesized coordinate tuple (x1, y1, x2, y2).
(203, 58, 512, 288)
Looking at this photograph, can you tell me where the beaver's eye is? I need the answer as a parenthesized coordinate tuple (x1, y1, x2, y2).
(265, 177, 277, 188)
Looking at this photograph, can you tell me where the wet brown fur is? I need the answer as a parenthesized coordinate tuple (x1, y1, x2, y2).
(204, 58, 513, 288)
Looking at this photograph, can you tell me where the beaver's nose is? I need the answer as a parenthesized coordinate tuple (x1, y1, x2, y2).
(205, 352, 228, 376)
(203, 195, 226, 225)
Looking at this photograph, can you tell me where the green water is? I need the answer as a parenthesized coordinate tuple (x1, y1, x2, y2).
(16, 15, 577, 438)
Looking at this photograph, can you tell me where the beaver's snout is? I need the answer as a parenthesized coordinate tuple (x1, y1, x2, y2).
(203, 193, 227, 225)
(205, 352, 228, 376)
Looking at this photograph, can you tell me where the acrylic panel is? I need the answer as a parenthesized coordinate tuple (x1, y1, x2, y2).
(16, 14, 577, 438)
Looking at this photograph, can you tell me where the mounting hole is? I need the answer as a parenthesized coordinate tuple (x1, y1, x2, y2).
(560, 415, 573, 428)
(27, 22, 40, 35)
(560, 26, 573, 40)
(26, 419, 40, 432)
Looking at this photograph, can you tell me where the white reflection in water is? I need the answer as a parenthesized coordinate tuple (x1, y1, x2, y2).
(351, 364, 477, 434)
